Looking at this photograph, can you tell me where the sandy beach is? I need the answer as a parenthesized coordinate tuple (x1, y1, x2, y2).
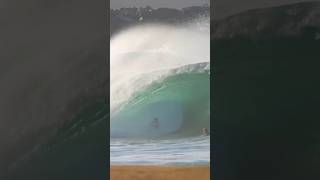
(111, 165, 210, 180)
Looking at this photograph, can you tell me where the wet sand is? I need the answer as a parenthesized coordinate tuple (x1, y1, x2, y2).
(111, 165, 210, 180)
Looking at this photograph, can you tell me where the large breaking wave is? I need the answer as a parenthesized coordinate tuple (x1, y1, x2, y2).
(110, 19, 210, 138)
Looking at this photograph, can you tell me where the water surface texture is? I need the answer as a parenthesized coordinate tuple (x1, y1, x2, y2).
(111, 136, 210, 166)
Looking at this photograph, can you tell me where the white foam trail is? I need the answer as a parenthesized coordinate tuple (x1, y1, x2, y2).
(110, 18, 210, 114)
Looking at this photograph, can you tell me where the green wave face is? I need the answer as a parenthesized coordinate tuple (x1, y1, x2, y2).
(111, 63, 210, 138)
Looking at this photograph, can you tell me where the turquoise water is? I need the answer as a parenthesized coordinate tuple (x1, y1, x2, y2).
(110, 62, 210, 165)
(111, 62, 210, 138)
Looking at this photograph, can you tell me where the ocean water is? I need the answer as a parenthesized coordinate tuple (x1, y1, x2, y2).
(111, 136, 210, 166)
(110, 18, 210, 166)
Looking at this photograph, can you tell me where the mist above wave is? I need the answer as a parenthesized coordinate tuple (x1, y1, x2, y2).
(110, 18, 210, 113)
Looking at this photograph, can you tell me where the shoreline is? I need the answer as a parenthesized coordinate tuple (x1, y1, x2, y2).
(111, 165, 210, 180)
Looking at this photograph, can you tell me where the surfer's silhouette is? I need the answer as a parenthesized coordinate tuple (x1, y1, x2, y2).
(201, 128, 209, 136)
(151, 118, 160, 129)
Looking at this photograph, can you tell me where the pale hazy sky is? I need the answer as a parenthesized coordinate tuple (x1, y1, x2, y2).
(110, 0, 320, 18)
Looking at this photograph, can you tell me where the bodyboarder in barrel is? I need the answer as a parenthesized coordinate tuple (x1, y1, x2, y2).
(151, 118, 160, 129)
